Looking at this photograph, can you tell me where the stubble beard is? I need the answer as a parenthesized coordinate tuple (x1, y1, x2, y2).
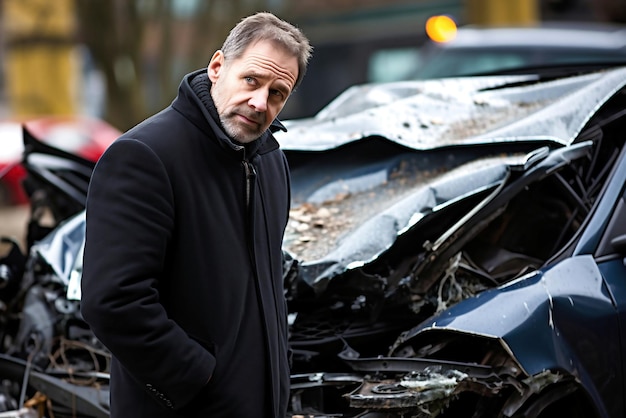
(211, 81, 264, 144)
(219, 109, 265, 144)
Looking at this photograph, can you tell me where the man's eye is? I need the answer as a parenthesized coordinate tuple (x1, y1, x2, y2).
(270, 89, 283, 98)
(244, 76, 255, 84)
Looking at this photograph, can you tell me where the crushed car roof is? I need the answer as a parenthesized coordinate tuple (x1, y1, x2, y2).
(277, 66, 626, 150)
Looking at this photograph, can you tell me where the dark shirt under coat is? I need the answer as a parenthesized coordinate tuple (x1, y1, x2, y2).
(80, 69, 292, 417)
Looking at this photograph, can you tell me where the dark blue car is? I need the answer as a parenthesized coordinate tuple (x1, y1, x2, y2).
(277, 64, 626, 417)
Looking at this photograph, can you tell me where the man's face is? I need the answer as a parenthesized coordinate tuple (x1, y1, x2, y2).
(208, 40, 299, 143)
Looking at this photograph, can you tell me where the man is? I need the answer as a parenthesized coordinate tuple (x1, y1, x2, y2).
(80, 12, 312, 417)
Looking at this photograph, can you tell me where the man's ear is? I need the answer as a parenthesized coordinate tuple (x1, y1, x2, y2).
(207, 50, 224, 82)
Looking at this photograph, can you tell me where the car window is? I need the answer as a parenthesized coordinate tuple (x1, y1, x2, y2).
(548, 51, 626, 64)
(412, 47, 626, 79)
(368, 48, 424, 83)
(415, 50, 528, 78)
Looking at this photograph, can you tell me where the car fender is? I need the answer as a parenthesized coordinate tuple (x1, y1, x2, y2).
(401, 254, 619, 416)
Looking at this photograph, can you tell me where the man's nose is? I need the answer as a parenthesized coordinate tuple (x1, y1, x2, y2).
(248, 89, 268, 112)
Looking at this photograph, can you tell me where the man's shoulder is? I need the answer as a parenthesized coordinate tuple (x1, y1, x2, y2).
(124, 107, 179, 140)
(118, 108, 198, 150)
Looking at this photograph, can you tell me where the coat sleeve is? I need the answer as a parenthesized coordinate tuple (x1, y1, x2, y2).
(80, 138, 214, 410)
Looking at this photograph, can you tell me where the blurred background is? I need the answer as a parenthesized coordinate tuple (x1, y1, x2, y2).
(0, 0, 624, 244)
(0, 0, 624, 131)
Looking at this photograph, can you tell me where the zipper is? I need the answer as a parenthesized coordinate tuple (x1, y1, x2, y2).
(243, 160, 256, 210)
(243, 157, 282, 418)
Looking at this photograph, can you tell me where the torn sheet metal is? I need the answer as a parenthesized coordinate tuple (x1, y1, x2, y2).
(31, 211, 85, 292)
(284, 154, 516, 290)
(347, 370, 467, 411)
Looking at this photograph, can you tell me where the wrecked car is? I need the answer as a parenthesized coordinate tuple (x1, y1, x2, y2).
(278, 65, 626, 417)
(0, 130, 108, 417)
(0, 63, 625, 417)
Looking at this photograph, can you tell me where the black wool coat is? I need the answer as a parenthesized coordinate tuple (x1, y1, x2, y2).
(81, 70, 291, 417)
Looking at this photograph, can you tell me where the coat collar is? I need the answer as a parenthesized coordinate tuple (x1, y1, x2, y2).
(172, 69, 286, 157)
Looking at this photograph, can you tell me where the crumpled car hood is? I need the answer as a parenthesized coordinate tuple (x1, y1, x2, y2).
(277, 67, 626, 150)
(279, 67, 626, 292)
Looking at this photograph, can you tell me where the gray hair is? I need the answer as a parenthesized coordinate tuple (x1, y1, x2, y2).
(221, 12, 312, 89)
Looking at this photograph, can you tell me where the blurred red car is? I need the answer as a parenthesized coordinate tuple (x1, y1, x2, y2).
(0, 116, 121, 206)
